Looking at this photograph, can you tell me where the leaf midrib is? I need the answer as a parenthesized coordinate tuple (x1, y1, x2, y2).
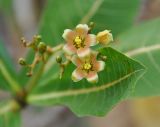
(124, 44, 160, 57)
(28, 69, 144, 102)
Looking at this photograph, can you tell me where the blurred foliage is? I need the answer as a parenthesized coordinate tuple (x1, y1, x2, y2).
(39, 0, 140, 46)
(0, 111, 20, 127)
(0, 0, 12, 14)
(0, 40, 18, 92)
(114, 18, 160, 97)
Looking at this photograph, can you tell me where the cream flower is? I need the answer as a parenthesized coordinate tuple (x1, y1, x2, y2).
(71, 51, 105, 83)
(96, 30, 113, 45)
(62, 24, 97, 58)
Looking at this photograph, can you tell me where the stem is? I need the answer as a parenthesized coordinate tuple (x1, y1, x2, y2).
(0, 100, 20, 115)
(25, 44, 64, 93)
(47, 44, 64, 54)
(0, 60, 21, 93)
(25, 63, 45, 93)
(59, 60, 71, 79)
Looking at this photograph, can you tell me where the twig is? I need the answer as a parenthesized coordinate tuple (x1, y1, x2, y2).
(25, 63, 45, 93)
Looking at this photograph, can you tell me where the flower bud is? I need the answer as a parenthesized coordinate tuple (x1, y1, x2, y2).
(36, 35, 42, 42)
(26, 72, 32, 77)
(18, 58, 26, 66)
(38, 42, 47, 54)
(21, 37, 27, 47)
(89, 22, 95, 28)
(56, 56, 62, 63)
(96, 30, 113, 45)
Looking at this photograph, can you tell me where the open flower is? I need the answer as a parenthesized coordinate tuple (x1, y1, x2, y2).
(96, 30, 113, 45)
(62, 24, 97, 58)
(71, 51, 105, 83)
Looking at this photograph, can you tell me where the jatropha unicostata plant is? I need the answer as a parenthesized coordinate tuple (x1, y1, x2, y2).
(19, 22, 113, 83)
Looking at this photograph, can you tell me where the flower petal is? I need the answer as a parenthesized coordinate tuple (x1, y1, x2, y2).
(63, 44, 75, 55)
(71, 55, 82, 66)
(72, 68, 84, 82)
(77, 48, 90, 58)
(90, 50, 98, 62)
(95, 61, 105, 71)
(87, 34, 97, 46)
(86, 72, 98, 83)
(62, 29, 75, 41)
(76, 24, 89, 36)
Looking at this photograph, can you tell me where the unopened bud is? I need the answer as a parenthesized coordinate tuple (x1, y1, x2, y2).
(56, 56, 62, 63)
(38, 42, 47, 54)
(36, 35, 42, 42)
(26, 72, 32, 77)
(21, 37, 27, 47)
(89, 22, 95, 28)
(18, 58, 26, 66)
(88, 22, 95, 33)
(97, 30, 113, 45)
(101, 56, 107, 61)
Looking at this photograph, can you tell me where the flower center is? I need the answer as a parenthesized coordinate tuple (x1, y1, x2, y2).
(83, 62, 93, 73)
(73, 36, 85, 49)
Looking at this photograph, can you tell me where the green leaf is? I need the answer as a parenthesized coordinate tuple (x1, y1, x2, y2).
(0, 101, 21, 127)
(0, 112, 21, 127)
(0, 40, 20, 92)
(39, 0, 140, 46)
(114, 18, 160, 97)
(27, 47, 145, 116)
(0, 0, 12, 14)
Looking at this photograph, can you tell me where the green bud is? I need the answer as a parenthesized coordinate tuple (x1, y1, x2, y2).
(21, 37, 27, 47)
(38, 42, 47, 54)
(101, 56, 107, 61)
(36, 35, 42, 42)
(56, 56, 62, 63)
(89, 22, 95, 28)
(26, 72, 32, 77)
(18, 58, 26, 66)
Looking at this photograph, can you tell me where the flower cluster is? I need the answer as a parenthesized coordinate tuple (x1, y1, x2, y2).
(18, 23, 113, 84)
(19, 35, 63, 76)
(62, 23, 113, 83)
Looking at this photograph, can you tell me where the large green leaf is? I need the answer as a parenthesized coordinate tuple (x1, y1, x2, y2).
(114, 18, 160, 97)
(27, 47, 145, 116)
(39, 0, 140, 46)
